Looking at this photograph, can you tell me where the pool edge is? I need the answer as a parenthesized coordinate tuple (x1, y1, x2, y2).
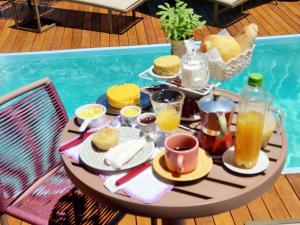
(0, 34, 299, 57)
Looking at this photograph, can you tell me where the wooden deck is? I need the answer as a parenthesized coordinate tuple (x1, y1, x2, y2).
(1, 0, 299, 224)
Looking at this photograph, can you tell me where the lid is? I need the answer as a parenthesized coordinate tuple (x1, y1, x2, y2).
(181, 50, 207, 68)
(198, 93, 234, 113)
(248, 73, 263, 87)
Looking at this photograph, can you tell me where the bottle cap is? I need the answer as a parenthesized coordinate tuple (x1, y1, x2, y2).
(248, 73, 263, 87)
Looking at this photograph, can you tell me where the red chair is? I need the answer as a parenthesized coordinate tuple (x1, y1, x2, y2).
(0, 78, 124, 225)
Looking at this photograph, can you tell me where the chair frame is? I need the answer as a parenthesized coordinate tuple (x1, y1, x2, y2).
(9, 0, 56, 33)
(206, 0, 278, 22)
(0, 78, 67, 224)
(0, 78, 124, 225)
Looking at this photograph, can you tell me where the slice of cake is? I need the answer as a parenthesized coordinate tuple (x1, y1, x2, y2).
(153, 55, 181, 76)
(107, 83, 140, 109)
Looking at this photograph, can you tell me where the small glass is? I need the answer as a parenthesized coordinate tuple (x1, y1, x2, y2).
(150, 89, 185, 134)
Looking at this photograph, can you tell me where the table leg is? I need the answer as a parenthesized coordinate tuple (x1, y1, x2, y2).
(151, 217, 157, 225)
(162, 219, 186, 225)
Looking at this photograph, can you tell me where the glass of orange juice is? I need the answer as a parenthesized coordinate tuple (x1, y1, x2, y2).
(150, 89, 185, 134)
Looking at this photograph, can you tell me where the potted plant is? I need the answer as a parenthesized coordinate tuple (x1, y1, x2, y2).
(157, 0, 206, 57)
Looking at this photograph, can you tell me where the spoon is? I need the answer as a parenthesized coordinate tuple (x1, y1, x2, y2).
(79, 119, 91, 132)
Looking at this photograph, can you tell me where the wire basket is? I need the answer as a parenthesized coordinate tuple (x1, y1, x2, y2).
(208, 44, 255, 81)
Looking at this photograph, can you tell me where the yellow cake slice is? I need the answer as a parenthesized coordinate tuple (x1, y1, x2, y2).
(106, 83, 140, 109)
(153, 55, 181, 76)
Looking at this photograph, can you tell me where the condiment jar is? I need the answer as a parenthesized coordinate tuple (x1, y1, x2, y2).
(181, 50, 209, 90)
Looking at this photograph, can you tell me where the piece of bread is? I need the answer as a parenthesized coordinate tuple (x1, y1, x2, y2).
(200, 35, 241, 62)
(92, 128, 119, 151)
(235, 23, 258, 52)
(153, 55, 181, 76)
(107, 83, 140, 109)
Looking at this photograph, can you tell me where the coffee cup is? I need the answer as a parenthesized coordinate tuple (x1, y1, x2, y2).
(164, 133, 199, 174)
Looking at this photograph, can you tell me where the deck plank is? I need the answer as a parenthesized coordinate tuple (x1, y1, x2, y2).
(90, 7, 101, 48)
(195, 216, 215, 225)
(231, 205, 253, 225)
(274, 176, 300, 218)
(213, 212, 235, 225)
(80, 5, 92, 48)
(261, 185, 291, 219)
(247, 197, 272, 221)
(286, 174, 300, 199)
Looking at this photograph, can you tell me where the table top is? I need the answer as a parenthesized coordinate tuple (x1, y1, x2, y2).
(61, 89, 287, 220)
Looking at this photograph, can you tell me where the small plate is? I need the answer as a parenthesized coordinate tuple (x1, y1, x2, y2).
(152, 149, 213, 182)
(222, 147, 269, 175)
(148, 66, 180, 80)
(181, 114, 201, 122)
(96, 92, 151, 115)
(79, 127, 154, 172)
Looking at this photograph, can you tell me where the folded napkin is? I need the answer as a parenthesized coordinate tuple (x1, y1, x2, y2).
(105, 138, 146, 169)
(103, 148, 174, 204)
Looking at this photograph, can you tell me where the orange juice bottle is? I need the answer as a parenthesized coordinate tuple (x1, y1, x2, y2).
(234, 73, 268, 169)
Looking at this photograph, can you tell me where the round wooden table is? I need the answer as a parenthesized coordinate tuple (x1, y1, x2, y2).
(61, 90, 287, 225)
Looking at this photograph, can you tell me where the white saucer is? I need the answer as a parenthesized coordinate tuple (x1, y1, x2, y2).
(181, 114, 201, 122)
(148, 66, 180, 80)
(222, 147, 269, 175)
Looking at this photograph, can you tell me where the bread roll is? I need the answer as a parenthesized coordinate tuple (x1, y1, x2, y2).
(92, 128, 119, 151)
(200, 35, 241, 62)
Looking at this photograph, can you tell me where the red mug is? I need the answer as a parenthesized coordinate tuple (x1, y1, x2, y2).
(164, 133, 199, 174)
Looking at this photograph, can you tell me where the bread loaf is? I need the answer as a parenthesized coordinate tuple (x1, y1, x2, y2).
(200, 35, 241, 62)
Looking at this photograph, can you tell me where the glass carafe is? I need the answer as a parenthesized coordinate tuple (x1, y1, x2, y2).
(234, 73, 267, 169)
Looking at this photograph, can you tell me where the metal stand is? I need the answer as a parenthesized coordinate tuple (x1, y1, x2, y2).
(138, 66, 220, 97)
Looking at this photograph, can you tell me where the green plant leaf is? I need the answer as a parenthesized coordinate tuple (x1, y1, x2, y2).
(157, 0, 206, 41)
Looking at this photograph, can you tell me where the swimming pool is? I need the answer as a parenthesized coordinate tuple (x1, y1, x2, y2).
(1, 34, 299, 173)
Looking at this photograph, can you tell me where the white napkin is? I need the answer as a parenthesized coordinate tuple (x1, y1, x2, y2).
(105, 138, 146, 169)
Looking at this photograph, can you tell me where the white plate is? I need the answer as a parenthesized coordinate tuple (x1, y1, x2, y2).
(79, 127, 154, 172)
(222, 147, 269, 175)
(148, 65, 180, 80)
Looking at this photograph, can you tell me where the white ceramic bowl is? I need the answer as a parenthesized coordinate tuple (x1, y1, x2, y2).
(120, 105, 141, 126)
(75, 104, 107, 130)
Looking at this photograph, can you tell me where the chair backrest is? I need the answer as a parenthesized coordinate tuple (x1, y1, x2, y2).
(0, 78, 68, 211)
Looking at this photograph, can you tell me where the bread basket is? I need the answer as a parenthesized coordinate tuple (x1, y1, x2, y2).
(208, 44, 255, 81)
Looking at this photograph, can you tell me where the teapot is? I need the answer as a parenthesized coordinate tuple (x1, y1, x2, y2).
(198, 92, 235, 159)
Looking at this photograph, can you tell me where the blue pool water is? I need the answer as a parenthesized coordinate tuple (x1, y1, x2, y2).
(1, 35, 299, 173)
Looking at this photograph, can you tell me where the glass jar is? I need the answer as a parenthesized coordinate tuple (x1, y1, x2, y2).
(181, 50, 209, 90)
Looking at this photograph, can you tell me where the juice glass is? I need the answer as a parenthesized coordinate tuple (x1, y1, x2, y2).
(150, 89, 185, 133)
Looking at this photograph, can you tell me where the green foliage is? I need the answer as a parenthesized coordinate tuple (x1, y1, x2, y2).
(156, 0, 206, 41)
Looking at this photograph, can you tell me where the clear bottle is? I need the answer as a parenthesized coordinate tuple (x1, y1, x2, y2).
(234, 73, 268, 169)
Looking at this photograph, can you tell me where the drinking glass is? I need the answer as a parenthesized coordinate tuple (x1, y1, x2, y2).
(150, 89, 185, 134)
